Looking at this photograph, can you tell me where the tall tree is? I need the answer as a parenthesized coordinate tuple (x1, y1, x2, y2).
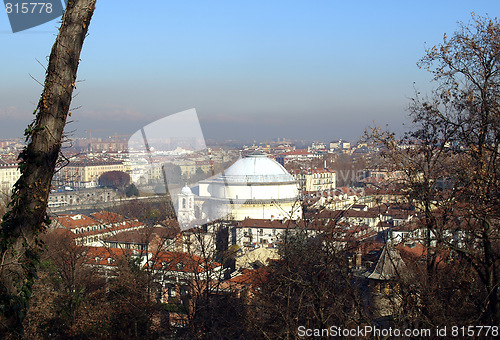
(368, 14, 500, 325)
(0, 0, 97, 335)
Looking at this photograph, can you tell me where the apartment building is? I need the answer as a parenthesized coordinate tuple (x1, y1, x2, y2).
(289, 167, 336, 192)
(57, 160, 125, 188)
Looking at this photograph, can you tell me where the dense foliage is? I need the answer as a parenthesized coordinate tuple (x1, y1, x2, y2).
(98, 171, 131, 189)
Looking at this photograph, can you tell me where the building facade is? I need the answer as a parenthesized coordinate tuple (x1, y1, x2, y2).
(57, 160, 126, 188)
(0, 162, 19, 195)
(289, 167, 336, 192)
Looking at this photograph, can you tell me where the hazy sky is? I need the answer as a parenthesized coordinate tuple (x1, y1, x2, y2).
(1, 1, 499, 143)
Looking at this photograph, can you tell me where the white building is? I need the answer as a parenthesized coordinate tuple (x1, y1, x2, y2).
(177, 185, 196, 226)
(289, 167, 336, 192)
(230, 218, 311, 250)
(0, 162, 20, 195)
(197, 152, 302, 222)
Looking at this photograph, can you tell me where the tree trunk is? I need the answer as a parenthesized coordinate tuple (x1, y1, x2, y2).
(0, 0, 97, 336)
(482, 219, 499, 324)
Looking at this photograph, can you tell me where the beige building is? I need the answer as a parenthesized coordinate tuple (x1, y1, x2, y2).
(329, 140, 351, 151)
(47, 188, 119, 208)
(177, 161, 197, 178)
(58, 161, 125, 188)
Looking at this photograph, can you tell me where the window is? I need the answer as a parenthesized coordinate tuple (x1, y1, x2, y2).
(180, 285, 189, 296)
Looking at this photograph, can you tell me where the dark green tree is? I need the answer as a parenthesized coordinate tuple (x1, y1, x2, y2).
(125, 183, 140, 197)
(98, 170, 131, 189)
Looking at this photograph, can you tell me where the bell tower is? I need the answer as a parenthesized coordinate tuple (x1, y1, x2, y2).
(177, 185, 195, 228)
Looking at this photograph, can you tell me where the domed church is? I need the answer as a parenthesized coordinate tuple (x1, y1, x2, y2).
(197, 152, 302, 221)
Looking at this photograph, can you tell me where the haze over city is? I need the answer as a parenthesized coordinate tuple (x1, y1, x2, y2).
(1, 0, 498, 142)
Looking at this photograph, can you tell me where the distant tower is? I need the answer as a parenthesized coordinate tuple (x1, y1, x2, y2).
(177, 185, 195, 227)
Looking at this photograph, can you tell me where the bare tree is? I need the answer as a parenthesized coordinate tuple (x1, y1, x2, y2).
(367, 14, 500, 325)
(0, 1, 97, 335)
(249, 229, 368, 340)
(23, 229, 110, 339)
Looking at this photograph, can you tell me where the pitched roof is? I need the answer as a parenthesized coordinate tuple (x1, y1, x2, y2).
(396, 242, 449, 268)
(367, 245, 407, 281)
(91, 211, 128, 223)
(86, 246, 135, 266)
(146, 251, 221, 273)
(343, 210, 379, 219)
(102, 226, 178, 245)
(229, 267, 270, 286)
(55, 214, 99, 229)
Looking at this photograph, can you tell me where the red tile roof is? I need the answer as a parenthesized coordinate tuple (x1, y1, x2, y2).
(146, 251, 221, 273)
(343, 210, 379, 219)
(55, 214, 99, 229)
(86, 246, 135, 266)
(91, 211, 128, 223)
(229, 267, 270, 286)
(53, 212, 144, 238)
(102, 227, 178, 244)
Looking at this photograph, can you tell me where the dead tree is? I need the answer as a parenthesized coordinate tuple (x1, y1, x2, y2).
(0, 0, 97, 335)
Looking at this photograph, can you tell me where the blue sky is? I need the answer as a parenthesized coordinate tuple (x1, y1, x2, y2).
(1, 1, 499, 143)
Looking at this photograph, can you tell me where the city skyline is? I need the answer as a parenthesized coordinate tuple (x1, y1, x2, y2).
(1, 1, 499, 142)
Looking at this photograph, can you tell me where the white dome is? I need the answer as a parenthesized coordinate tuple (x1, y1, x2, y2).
(221, 152, 295, 183)
(180, 185, 193, 195)
(197, 152, 302, 221)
